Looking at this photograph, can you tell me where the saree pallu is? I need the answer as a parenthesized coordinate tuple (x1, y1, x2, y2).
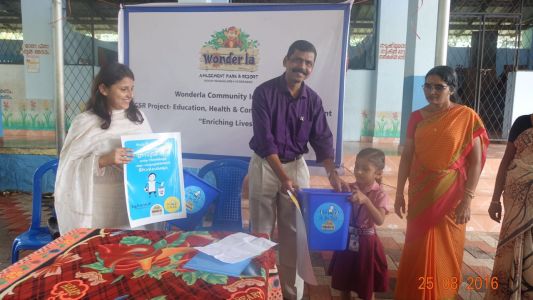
(395, 106, 489, 300)
(485, 123, 533, 300)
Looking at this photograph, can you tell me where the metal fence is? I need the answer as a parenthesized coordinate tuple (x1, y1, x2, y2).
(0, 32, 23, 64)
(448, 0, 533, 141)
(63, 22, 98, 129)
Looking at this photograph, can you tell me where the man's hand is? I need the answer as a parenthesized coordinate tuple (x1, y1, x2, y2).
(281, 178, 299, 195)
(328, 171, 350, 192)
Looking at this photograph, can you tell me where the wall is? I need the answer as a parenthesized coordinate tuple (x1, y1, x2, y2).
(503, 71, 533, 138)
(0, 65, 27, 134)
(370, 0, 408, 142)
(342, 69, 375, 141)
(0, 154, 57, 192)
(21, 0, 55, 101)
(400, 0, 440, 143)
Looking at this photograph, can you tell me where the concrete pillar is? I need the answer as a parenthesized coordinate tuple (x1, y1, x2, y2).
(366, 0, 409, 143)
(400, 0, 441, 144)
(18, 0, 56, 135)
(21, 0, 55, 100)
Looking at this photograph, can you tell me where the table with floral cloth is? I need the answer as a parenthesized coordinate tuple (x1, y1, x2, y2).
(0, 228, 282, 300)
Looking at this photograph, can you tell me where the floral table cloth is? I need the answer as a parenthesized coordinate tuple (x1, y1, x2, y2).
(0, 228, 282, 300)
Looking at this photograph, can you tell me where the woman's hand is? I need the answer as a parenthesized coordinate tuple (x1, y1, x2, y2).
(488, 201, 502, 223)
(99, 147, 133, 168)
(394, 193, 406, 219)
(454, 199, 471, 224)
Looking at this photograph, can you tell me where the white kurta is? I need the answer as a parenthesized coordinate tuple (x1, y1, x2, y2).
(54, 109, 152, 234)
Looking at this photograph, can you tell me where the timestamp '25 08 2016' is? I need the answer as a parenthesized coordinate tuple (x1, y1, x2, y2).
(418, 276, 498, 291)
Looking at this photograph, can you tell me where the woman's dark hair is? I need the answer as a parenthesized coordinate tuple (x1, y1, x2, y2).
(286, 40, 317, 61)
(425, 65, 459, 102)
(86, 62, 144, 129)
(356, 147, 386, 184)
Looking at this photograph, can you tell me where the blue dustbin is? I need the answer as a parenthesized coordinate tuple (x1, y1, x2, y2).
(167, 170, 221, 231)
(298, 188, 352, 251)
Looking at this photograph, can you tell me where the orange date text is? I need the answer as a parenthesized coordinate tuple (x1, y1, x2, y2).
(417, 276, 498, 290)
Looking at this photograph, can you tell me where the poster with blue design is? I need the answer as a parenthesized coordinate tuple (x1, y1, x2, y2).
(121, 132, 186, 228)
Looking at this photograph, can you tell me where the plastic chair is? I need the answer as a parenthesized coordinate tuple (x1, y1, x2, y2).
(197, 159, 249, 232)
(11, 159, 58, 263)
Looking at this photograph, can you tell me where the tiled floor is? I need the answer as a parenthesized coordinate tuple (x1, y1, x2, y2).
(0, 140, 506, 299)
(0, 192, 55, 270)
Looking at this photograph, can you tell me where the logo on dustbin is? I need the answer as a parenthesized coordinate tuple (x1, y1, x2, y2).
(185, 186, 206, 214)
(313, 203, 344, 234)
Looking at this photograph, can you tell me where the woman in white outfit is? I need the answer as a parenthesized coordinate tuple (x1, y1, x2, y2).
(55, 62, 159, 234)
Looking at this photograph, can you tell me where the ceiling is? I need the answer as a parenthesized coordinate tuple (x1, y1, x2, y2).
(0, 0, 166, 32)
(0, 0, 531, 35)
(450, 0, 533, 35)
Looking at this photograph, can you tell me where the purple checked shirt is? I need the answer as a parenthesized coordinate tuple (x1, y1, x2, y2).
(249, 74, 334, 162)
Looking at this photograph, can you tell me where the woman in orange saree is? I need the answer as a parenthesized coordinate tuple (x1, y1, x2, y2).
(394, 66, 489, 300)
(486, 114, 533, 300)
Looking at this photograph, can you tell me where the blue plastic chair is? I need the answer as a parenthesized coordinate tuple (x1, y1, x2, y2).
(197, 159, 249, 231)
(11, 159, 58, 263)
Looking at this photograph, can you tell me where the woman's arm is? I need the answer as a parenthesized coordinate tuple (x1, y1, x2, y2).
(455, 136, 482, 224)
(488, 142, 516, 222)
(394, 138, 414, 219)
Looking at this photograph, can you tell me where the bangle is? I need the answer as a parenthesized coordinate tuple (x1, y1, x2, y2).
(464, 188, 475, 199)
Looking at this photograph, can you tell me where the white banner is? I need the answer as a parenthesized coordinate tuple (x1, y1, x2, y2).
(121, 3, 351, 166)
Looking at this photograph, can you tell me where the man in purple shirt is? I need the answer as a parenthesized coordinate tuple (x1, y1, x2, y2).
(248, 40, 350, 300)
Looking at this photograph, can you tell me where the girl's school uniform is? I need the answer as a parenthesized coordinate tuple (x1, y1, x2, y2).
(328, 181, 389, 300)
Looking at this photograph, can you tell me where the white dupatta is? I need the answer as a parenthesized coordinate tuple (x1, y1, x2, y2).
(54, 110, 151, 234)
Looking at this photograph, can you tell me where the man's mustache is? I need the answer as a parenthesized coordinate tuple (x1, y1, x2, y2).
(291, 68, 308, 76)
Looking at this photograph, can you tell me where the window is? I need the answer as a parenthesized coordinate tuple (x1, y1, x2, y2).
(347, 0, 377, 70)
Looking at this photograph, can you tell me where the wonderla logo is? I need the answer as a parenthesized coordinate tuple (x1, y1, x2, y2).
(200, 26, 259, 72)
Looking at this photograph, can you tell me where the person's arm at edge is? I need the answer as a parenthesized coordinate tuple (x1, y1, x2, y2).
(488, 142, 516, 222)
(489, 115, 528, 222)
(394, 138, 414, 219)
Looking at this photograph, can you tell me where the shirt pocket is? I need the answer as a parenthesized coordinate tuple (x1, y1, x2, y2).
(297, 120, 312, 142)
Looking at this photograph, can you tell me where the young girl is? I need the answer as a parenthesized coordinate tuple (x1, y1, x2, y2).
(328, 148, 389, 300)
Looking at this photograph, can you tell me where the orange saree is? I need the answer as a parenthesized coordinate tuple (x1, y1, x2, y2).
(395, 105, 489, 300)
